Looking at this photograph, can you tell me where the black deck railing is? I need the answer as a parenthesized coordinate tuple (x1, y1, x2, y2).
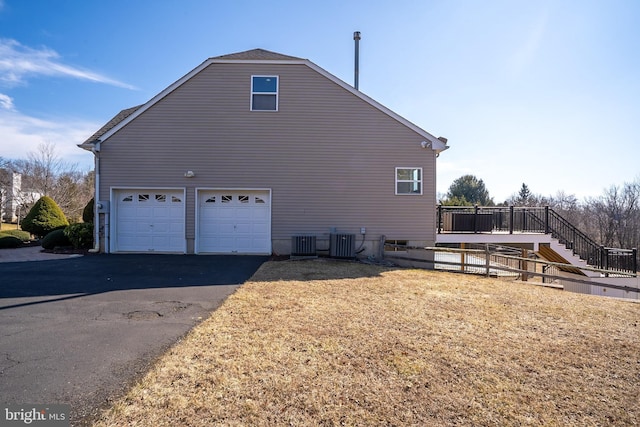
(437, 205, 637, 274)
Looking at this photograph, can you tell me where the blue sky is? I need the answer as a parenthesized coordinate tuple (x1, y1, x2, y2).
(0, 0, 638, 202)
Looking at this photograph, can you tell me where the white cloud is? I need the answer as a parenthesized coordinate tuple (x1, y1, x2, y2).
(0, 93, 14, 110)
(0, 38, 136, 89)
(0, 108, 96, 170)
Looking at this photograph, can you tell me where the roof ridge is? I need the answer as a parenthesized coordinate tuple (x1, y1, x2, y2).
(211, 48, 304, 61)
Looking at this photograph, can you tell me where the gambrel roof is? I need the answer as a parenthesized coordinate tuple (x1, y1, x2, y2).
(79, 48, 448, 153)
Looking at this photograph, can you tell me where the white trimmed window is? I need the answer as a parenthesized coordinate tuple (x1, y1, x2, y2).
(251, 75, 278, 111)
(395, 167, 422, 195)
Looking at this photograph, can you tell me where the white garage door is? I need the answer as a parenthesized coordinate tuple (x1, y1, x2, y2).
(114, 189, 185, 253)
(197, 190, 271, 254)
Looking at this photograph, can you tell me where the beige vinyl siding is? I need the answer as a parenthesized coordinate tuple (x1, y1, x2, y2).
(98, 62, 437, 251)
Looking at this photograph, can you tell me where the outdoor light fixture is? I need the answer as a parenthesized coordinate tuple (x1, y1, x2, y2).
(184, 170, 195, 178)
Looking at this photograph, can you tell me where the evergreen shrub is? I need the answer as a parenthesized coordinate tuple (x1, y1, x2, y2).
(82, 198, 94, 223)
(41, 229, 71, 250)
(21, 196, 69, 238)
(64, 223, 93, 249)
(0, 235, 22, 249)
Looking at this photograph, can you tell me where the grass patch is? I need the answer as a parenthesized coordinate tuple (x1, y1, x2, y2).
(0, 229, 31, 242)
(93, 260, 640, 426)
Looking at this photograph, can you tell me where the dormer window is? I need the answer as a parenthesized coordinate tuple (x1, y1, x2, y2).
(251, 76, 278, 111)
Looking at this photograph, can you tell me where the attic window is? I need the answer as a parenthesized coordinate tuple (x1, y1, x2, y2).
(251, 76, 278, 111)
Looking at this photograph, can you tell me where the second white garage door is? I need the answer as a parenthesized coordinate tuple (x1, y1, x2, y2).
(197, 189, 271, 254)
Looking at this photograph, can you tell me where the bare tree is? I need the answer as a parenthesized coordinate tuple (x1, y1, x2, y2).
(583, 179, 640, 250)
(548, 190, 581, 228)
(13, 142, 94, 222)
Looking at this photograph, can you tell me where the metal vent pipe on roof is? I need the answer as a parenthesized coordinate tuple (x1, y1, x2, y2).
(353, 31, 361, 90)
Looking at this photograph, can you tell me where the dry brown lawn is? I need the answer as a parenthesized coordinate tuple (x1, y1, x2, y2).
(94, 260, 640, 426)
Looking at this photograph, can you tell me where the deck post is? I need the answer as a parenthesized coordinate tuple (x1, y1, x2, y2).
(521, 248, 529, 281)
(509, 206, 514, 234)
(437, 205, 442, 234)
(460, 242, 466, 272)
(633, 248, 638, 273)
(600, 245, 605, 270)
(545, 206, 550, 234)
(474, 205, 479, 233)
(485, 243, 490, 277)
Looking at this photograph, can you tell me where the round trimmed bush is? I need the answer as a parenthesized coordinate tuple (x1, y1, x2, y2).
(41, 229, 71, 250)
(21, 196, 69, 238)
(64, 223, 93, 249)
(0, 235, 23, 249)
(0, 229, 32, 242)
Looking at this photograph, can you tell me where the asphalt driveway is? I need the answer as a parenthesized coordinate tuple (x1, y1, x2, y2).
(0, 253, 268, 426)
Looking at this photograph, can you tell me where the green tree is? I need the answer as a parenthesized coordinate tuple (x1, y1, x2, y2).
(443, 175, 493, 206)
(21, 196, 69, 238)
(516, 183, 532, 206)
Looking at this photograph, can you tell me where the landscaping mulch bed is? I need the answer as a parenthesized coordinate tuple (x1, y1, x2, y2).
(93, 260, 640, 426)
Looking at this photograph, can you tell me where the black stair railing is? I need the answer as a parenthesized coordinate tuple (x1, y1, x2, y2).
(525, 208, 601, 267)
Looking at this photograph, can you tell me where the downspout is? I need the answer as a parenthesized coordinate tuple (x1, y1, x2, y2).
(89, 141, 101, 253)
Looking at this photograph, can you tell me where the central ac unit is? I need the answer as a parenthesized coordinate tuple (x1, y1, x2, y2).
(291, 235, 317, 256)
(330, 233, 356, 258)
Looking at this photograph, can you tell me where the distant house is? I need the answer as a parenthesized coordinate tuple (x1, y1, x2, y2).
(0, 170, 39, 223)
(79, 49, 448, 255)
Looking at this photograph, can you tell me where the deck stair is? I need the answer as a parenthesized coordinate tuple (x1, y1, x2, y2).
(536, 245, 587, 276)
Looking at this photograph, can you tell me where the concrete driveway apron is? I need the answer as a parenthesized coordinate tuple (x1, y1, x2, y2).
(0, 253, 267, 426)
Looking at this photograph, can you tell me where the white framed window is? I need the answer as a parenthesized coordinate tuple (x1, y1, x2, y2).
(395, 167, 422, 195)
(251, 75, 278, 111)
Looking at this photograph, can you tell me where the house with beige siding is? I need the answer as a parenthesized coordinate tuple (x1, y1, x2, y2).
(79, 49, 448, 256)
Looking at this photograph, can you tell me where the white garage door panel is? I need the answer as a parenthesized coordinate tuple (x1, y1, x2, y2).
(115, 190, 185, 253)
(197, 190, 271, 254)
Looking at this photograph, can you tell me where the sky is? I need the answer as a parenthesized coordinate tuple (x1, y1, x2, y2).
(0, 0, 638, 203)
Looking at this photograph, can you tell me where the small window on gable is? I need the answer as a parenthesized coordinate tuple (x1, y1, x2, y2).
(138, 194, 150, 202)
(122, 195, 133, 202)
(395, 168, 422, 195)
(172, 196, 182, 203)
(155, 194, 166, 202)
(251, 76, 278, 111)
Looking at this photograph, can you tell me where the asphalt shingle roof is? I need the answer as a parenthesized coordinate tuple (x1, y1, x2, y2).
(212, 48, 304, 61)
(83, 105, 142, 144)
